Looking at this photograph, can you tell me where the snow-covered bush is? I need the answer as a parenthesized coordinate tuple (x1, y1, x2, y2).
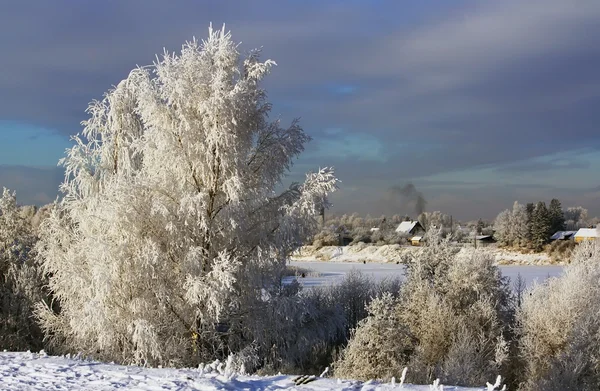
(335, 293, 414, 381)
(518, 240, 600, 390)
(311, 230, 340, 248)
(335, 229, 513, 386)
(546, 239, 576, 263)
(254, 269, 401, 374)
(349, 227, 371, 245)
(329, 269, 402, 339)
(36, 26, 337, 367)
(383, 231, 410, 245)
(370, 229, 385, 245)
(0, 188, 47, 351)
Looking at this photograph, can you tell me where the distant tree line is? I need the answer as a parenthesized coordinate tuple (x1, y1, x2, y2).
(494, 199, 594, 251)
(311, 211, 491, 248)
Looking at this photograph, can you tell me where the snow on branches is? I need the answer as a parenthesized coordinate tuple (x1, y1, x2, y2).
(37, 25, 337, 366)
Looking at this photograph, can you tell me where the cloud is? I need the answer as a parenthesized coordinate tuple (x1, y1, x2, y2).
(1, 0, 600, 218)
(0, 166, 63, 205)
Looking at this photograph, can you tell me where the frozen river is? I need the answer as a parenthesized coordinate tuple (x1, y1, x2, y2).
(288, 260, 564, 289)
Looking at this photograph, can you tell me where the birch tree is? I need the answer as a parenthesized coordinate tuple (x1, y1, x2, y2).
(36, 26, 337, 366)
(510, 201, 529, 247)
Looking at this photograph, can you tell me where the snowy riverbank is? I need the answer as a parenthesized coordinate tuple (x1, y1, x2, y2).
(292, 244, 557, 265)
(0, 351, 502, 391)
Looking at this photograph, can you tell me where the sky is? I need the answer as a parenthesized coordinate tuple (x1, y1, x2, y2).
(1, 0, 599, 220)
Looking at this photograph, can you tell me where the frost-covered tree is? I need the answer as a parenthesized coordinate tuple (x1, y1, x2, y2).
(494, 202, 528, 247)
(36, 26, 337, 366)
(419, 211, 452, 230)
(510, 201, 529, 247)
(0, 188, 46, 351)
(565, 206, 588, 230)
(518, 241, 600, 390)
(493, 209, 512, 246)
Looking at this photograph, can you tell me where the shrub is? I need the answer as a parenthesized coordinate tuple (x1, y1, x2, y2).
(334, 293, 414, 381)
(256, 269, 402, 375)
(0, 188, 48, 352)
(546, 239, 576, 263)
(311, 230, 340, 248)
(335, 229, 513, 386)
(349, 227, 371, 245)
(517, 240, 600, 390)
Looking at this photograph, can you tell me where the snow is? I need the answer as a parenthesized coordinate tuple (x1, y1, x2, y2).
(0, 351, 490, 391)
(288, 260, 564, 288)
(293, 244, 559, 265)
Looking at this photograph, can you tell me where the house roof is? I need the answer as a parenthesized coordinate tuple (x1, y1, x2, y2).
(396, 221, 421, 234)
(411, 236, 423, 241)
(574, 228, 599, 238)
(475, 235, 494, 240)
(550, 231, 577, 240)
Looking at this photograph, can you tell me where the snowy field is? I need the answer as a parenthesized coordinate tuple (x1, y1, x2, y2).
(288, 260, 564, 288)
(0, 351, 500, 391)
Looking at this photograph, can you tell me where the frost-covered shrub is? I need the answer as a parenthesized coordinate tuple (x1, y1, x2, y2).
(329, 269, 401, 338)
(335, 229, 512, 386)
(370, 229, 385, 245)
(311, 230, 339, 248)
(335, 293, 414, 381)
(518, 241, 600, 390)
(255, 269, 402, 374)
(383, 231, 410, 245)
(547, 239, 576, 263)
(36, 26, 337, 367)
(249, 281, 346, 374)
(349, 227, 371, 245)
(0, 188, 47, 351)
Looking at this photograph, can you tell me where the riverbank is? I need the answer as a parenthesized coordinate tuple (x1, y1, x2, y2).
(292, 244, 559, 265)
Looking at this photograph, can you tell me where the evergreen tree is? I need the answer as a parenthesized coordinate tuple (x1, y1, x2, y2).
(531, 202, 551, 250)
(475, 219, 484, 235)
(525, 203, 535, 244)
(548, 199, 566, 234)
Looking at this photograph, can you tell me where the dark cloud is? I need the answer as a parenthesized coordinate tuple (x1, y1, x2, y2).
(1, 0, 600, 218)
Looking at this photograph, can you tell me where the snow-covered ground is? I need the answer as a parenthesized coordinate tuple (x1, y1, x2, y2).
(0, 351, 497, 391)
(288, 260, 564, 288)
(292, 245, 557, 265)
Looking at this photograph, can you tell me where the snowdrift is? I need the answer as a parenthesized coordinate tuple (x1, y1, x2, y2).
(0, 351, 500, 390)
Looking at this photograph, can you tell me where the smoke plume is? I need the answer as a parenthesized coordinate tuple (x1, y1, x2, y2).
(386, 183, 427, 215)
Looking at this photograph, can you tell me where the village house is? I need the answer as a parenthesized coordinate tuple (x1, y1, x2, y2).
(395, 221, 425, 236)
(396, 221, 425, 246)
(550, 231, 577, 241)
(574, 228, 599, 243)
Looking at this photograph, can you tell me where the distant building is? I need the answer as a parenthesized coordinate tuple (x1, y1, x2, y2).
(550, 231, 577, 241)
(395, 221, 425, 236)
(475, 235, 496, 246)
(370, 227, 380, 232)
(411, 236, 423, 246)
(574, 228, 599, 243)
